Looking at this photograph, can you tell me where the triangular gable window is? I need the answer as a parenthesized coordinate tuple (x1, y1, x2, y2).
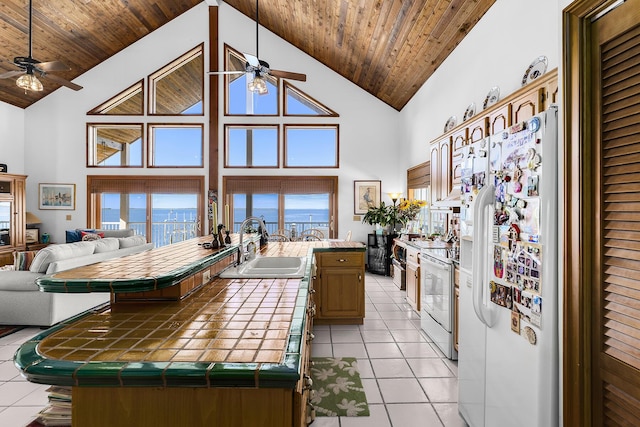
(87, 80, 144, 115)
(283, 81, 338, 117)
(224, 44, 278, 116)
(149, 44, 204, 115)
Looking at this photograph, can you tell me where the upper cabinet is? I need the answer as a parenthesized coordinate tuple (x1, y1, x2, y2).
(429, 69, 558, 209)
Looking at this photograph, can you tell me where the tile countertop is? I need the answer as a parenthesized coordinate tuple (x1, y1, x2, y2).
(14, 238, 365, 389)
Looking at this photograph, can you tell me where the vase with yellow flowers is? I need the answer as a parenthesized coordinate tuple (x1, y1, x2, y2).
(397, 199, 427, 229)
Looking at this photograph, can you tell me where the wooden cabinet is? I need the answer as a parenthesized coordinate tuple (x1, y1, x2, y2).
(450, 128, 468, 194)
(405, 247, 420, 312)
(0, 173, 27, 267)
(314, 251, 365, 324)
(454, 266, 460, 352)
(487, 104, 509, 135)
(429, 138, 452, 205)
(511, 88, 542, 125)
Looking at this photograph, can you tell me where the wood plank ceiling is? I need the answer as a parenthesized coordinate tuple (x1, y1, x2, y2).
(0, 0, 495, 111)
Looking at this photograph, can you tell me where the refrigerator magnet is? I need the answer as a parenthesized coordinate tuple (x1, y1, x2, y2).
(511, 311, 521, 334)
(524, 326, 537, 345)
(494, 246, 505, 278)
(527, 175, 539, 196)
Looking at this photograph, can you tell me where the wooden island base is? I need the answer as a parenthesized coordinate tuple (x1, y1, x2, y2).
(73, 386, 299, 426)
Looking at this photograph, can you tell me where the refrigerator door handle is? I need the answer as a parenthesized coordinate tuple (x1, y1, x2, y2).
(472, 184, 498, 327)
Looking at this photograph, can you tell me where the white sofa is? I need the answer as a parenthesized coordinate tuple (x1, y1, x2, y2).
(0, 232, 154, 326)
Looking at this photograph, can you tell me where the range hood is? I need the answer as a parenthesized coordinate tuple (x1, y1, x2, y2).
(433, 186, 463, 208)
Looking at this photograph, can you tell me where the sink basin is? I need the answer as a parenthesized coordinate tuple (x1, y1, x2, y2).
(219, 256, 307, 278)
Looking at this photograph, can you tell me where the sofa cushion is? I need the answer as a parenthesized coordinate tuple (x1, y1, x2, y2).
(0, 271, 43, 291)
(102, 229, 135, 239)
(13, 250, 39, 271)
(93, 237, 120, 253)
(118, 235, 147, 249)
(29, 241, 96, 273)
(81, 231, 104, 241)
(66, 229, 95, 243)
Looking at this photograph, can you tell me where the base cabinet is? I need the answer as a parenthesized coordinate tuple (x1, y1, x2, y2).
(405, 248, 420, 312)
(313, 251, 365, 324)
(454, 266, 460, 352)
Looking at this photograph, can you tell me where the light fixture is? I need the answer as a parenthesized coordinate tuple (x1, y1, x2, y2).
(388, 192, 402, 206)
(248, 74, 268, 95)
(16, 71, 43, 92)
(25, 211, 42, 228)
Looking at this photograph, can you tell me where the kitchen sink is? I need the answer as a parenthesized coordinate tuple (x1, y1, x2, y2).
(219, 256, 307, 278)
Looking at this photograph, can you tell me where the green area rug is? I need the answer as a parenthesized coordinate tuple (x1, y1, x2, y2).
(310, 357, 370, 417)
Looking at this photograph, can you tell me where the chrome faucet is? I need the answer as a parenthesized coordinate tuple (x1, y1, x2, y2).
(238, 216, 267, 264)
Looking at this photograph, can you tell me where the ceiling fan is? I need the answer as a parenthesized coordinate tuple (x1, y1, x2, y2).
(0, 0, 82, 93)
(209, 0, 306, 94)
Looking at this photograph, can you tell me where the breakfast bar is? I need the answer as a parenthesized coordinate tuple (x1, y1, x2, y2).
(14, 236, 366, 426)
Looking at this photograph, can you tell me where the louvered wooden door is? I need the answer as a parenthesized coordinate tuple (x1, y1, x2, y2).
(592, 0, 640, 423)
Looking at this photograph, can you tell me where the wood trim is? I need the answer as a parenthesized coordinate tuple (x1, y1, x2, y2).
(282, 124, 339, 168)
(223, 124, 281, 168)
(209, 5, 219, 192)
(562, 1, 633, 425)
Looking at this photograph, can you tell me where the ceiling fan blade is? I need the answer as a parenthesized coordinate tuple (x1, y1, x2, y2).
(207, 70, 246, 75)
(269, 69, 307, 82)
(36, 60, 70, 72)
(243, 53, 260, 68)
(0, 70, 25, 79)
(42, 73, 83, 91)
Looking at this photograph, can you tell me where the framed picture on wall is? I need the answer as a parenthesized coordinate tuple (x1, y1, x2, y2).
(354, 180, 381, 214)
(39, 183, 76, 210)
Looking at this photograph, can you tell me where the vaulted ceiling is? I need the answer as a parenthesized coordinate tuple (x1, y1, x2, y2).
(0, 0, 495, 111)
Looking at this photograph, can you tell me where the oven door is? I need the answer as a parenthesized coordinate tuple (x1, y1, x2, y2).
(420, 253, 453, 332)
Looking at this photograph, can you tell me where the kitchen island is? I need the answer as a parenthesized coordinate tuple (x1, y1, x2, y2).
(14, 236, 365, 426)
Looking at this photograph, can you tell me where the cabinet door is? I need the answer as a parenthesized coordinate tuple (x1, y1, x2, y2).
(450, 129, 467, 192)
(487, 105, 510, 135)
(406, 262, 420, 312)
(439, 138, 451, 201)
(511, 89, 542, 124)
(429, 143, 440, 205)
(454, 286, 460, 352)
(319, 267, 363, 319)
(467, 118, 486, 143)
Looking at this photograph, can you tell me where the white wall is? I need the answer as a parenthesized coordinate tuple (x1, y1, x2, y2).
(19, 2, 399, 244)
(0, 102, 25, 174)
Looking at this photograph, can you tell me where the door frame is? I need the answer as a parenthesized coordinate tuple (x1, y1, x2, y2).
(563, 0, 632, 425)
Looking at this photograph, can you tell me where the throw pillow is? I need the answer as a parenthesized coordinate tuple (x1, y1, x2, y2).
(81, 231, 104, 241)
(13, 250, 39, 271)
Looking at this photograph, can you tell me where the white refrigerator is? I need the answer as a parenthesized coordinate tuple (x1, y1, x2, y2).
(458, 106, 559, 427)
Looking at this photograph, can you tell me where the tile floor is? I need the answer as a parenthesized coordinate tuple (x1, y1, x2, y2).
(0, 273, 467, 426)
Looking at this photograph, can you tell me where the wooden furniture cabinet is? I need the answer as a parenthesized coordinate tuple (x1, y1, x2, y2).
(0, 173, 26, 267)
(313, 251, 365, 324)
(405, 247, 420, 312)
(454, 265, 460, 352)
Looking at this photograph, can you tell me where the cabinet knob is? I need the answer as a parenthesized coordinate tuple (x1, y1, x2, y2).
(309, 288, 316, 294)
(337, 258, 347, 262)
